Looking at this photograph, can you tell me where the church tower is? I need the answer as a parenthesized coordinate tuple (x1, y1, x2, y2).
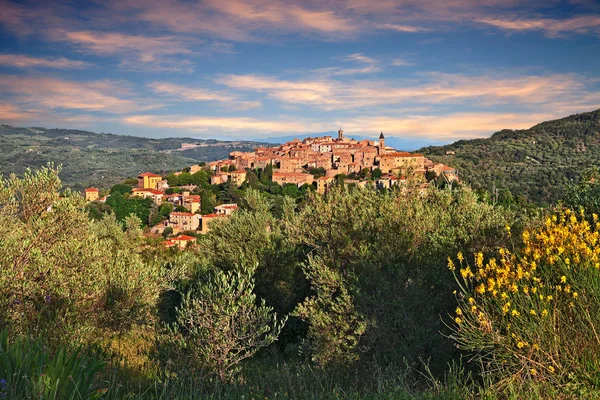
(338, 128, 344, 140)
(378, 132, 385, 154)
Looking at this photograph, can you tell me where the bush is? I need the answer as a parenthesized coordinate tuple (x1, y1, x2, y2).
(171, 264, 287, 383)
(0, 330, 106, 399)
(451, 209, 600, 394)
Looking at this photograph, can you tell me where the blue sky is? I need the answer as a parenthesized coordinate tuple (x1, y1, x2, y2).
(0, 0, 599, 143)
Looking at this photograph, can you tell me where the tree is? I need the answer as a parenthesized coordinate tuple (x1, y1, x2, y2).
(109, 183, 132, 195)
(162, 227, 173, 238)
(228, 165, 237, 172)
(371, 168, 383, 180)
(173, 265, 286, 382)
(294, 256, 366, 367)
(282, 183, 300, 198)
(0, 165, 162, 355)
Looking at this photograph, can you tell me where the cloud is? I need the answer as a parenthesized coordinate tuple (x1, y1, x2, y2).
(0, 103, 31, 122)
(0, 76, 161, 114)
(148, 82, 261, 109)
(391, 58, 415, 66)
(477, 15, 600, 37)
(121, 110, 562, 141)
(340, 112, 556, 141)
(216, 72, 600, 112)
(124, 114, 328, 134)
(380, 23, 428, 33)
(52, 30, 197, 72)
(0, 54, 91, 69)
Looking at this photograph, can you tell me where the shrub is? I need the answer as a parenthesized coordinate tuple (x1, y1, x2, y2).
(171, 264, 287, 383)
(0, 330, 106, 399)
(450, 209, 600, 393)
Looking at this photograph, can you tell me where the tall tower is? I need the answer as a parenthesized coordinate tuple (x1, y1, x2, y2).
(379, 132, 385, 154)
(338, 128, 344, 140)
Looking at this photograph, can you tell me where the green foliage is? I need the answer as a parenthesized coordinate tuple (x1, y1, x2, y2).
(0, 330, 106, 399)
(171, 264, 287, 383)
(287, 185, 517, 372)
(110, 183, 132, 195)
(105, 192, 153, 224)
(294, 256, 367, 367)
(420, 108, 600, 204)
(0, 165, 162, 353)
(451, 210, 600, 396)
(371, 168, 383, 180)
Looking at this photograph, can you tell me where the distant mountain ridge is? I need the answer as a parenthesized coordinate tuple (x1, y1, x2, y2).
(419, 109, 600, 204)
(0, 125, 273, 188)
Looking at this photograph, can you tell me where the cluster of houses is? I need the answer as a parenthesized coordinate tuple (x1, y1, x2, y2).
(207, 130, 458, 194)
(84, 171, 239, 250)
(83, 130, 458, 248)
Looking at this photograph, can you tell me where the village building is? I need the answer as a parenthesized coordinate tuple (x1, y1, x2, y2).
(229, 170, 247, 187)
(169, 211, 201, 231)
(131, 188, 164, 204)
(138, 172, 163, 190)
(171, 234, 197, 249)
(84, 187, 99, 202)
(214, 203, 238, 216)
(316, 176, 334, 195)
(199, 213, 225, 234)
(210, 172, 229, 185)
(272, 172, 314, 187)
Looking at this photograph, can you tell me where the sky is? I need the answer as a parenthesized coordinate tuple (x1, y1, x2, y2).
(0, 0, 599, 143)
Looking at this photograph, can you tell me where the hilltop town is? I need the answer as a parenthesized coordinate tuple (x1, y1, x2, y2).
(84, 130, 458, 248)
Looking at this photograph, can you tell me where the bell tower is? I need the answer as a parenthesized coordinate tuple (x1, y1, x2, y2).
(338, 128, 344, 140)
(379, 132, 385, 153)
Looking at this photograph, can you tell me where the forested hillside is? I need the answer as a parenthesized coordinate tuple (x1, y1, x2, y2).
(0, 125, 271, 188)
(420, 109, 600, 204)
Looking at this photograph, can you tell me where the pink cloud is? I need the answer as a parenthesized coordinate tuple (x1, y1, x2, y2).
(148, 82, 261, 109)
(477, 15, 600, 37)
(0, 103, 31, 122)
(0, 54, 91, 69)
(0, 76, 161, 114)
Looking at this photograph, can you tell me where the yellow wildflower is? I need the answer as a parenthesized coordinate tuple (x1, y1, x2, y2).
(548, 365, 555, 373)
(530, 309, 536, 315)
(541, 309, 548, 317)
(447, 257, 455, 271)
(560, 275, 567, 283)
(457, 251, 464, 263)
(455, 317, 462, 324)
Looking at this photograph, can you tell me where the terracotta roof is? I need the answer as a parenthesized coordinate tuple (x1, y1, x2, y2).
(229, 170, 247, 174)
(173, 235, 196, 241)
(443, 165, 456, 171)
(273, 172, 312, 177)
(380, 152, 424, 158)
(185, 195, 201, 202)
(132, 188, 164, 195)
(138, 172, 162, 178)
(84, 187, 99, 192)
(203, 213, 225, 218)
(170, 212, 196, 217)
(216, 204, 238, 209)
(163, 240, 177, 247)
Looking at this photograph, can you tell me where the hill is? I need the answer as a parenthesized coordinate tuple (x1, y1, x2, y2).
(0, 125, 272, 189)
(419, 109, 600, 204)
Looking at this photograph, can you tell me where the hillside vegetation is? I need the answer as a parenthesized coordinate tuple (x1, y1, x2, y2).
(420, 109, 600, 204)
(0, 125, 270, 188)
